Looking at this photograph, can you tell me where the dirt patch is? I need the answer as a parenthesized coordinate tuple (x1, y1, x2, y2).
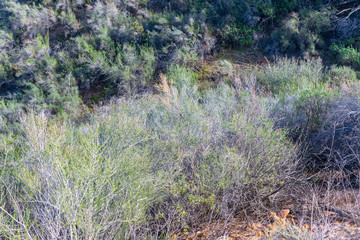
(196, 48, 269, 91)
(172, 176, 360, 240)
(172, 206, 360, 239)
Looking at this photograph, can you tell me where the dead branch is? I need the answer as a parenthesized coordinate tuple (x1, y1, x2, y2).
(321, 204, 360, 218)
(344, 5, 360, 19)
(175, 228, 207, 240)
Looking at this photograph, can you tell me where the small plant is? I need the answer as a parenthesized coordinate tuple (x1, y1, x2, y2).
(221, 22, 254, 48)
(330, 44, 360, 70)
(258, 57, 324, 95)
(327, 65, 358, 86)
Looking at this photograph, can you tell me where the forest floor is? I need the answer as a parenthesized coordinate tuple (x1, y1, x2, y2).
(172, 187, 360, 239)
(197, 48, 268, 91)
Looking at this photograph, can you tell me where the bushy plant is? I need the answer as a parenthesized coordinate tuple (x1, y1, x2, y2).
(0, 108, 171, 239)
(0, 100, 23, 135)
(0, 30, 12, 81)
(270, 78, 360, 172)
(270, 87, 333, 143)
(326, 65, 358, 86)
(309, 95, 360, 171)
(221, 22, 254, 48)
(271, 8, 332, 55)
(258, 57, 324, 94)
(164, 64, 198, 89)
(0, 0, 214, 115)
(0, 80, 299, 238)
(3, 1, 57, 39)
(330, 44, 360, 70)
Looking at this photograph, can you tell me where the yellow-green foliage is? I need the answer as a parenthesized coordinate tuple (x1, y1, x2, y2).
(258, 57, 325, 95)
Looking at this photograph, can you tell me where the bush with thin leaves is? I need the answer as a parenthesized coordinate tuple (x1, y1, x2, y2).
(0, 79, 299, 238)
(258, 57, 324, 95)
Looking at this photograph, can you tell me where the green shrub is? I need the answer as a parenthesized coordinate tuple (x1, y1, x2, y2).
(272, 8, 332, 55)
(220, 22, 254, 48)
(271, 86, 360, 172)
(75, 36, 156, 95)
(164, 64, 198, 89)
(0, 82, 299, 238)
(258, 57, 324, 95)
(0, 110, 170, 239)
(327, 65, 358, 86)
(0, 100, 23, 135)
(270, 84, 334, 143)
(3, 1, 57, 38)
(0, 30, 12, 81)
(330, 44, 360, 70)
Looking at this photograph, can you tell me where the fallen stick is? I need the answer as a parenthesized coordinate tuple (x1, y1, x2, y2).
(327, 214, 360, 226)
(321, 204, 360, 218)
(175, 228, 207, 240)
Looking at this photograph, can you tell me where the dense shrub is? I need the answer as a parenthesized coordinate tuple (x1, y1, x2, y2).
(0, 0, 212, 113)
(275, 92, 360, 172)
(270, 8, 332, 55)
(0, 0, 356, 116)
(0, 80, 299, 238)
(270, 79, 360, 172)
(1, 0, 360, 237)
(330, 44, 360, 70)
(326, 65, 358, 86)
(270, 87, 333, 144)
(258, 57, 324, 94)
(264, 58, 360, 171)
(309, 95, 360, 171)
(220, 22, 254, 48)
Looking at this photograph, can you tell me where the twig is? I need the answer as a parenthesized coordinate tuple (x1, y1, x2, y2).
(328, 214, 360, 225)
(175, 228, 207, 240)
(295, 199, 360, 225)
(337, 8, 352, 15)
(262, 184, 287, 201)
(0, 206, 33, 240)
(345, 5, 360, 20)
(335, 0, 358, 7)
(321, 204, 360, 218)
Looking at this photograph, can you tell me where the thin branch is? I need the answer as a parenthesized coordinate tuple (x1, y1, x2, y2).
(0, 206, 33, 240)
(336, 8, 352, 15)
(175, 228, 207, 240)
(345, 5, 360, 20)
(262, 183, 287, 201)
(321, 203, 360, 218)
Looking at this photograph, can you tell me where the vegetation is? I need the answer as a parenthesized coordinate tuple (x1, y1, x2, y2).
(1, 0, 360, 239)
(0, 80, 300, 238)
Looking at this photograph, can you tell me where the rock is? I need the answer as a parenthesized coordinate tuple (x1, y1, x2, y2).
(126, 2, 138, 15)
(154, 25, 164, 32)
(137, 10, 149, 19)
(126, 2, 149, 19)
